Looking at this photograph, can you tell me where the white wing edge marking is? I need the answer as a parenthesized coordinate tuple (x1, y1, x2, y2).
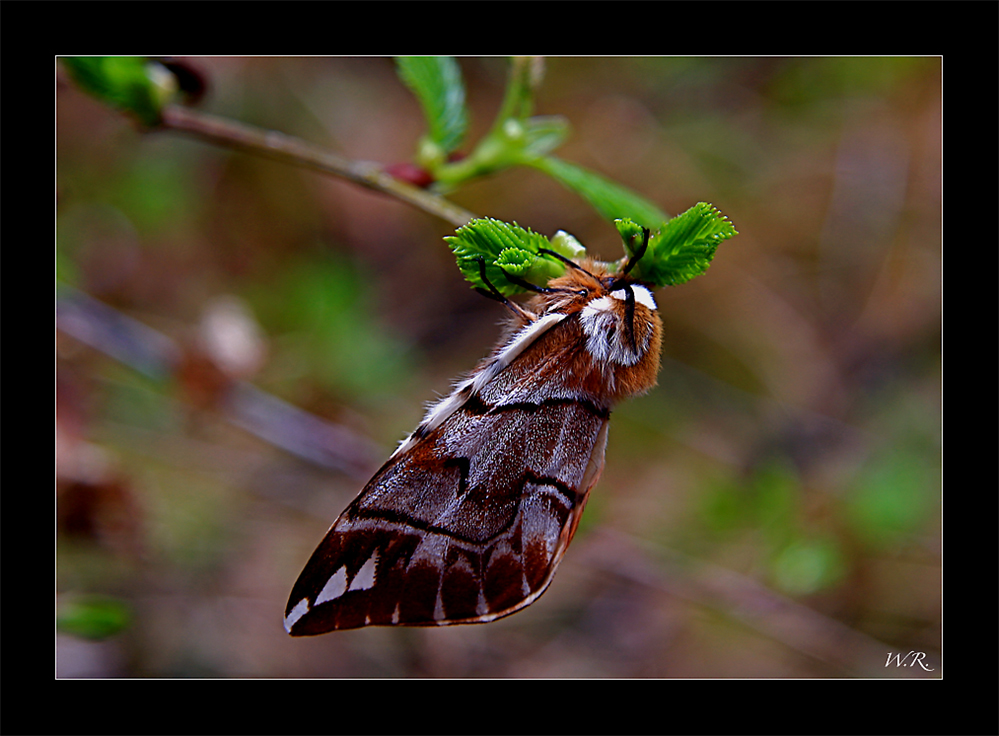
(290, 552, 377, 632)
(391, 313, 567, 458)
(348, 551, 378, 591)
(471, 312, 567, 393)
(284, 597, 310, 632)
(316, 566, 349, 604)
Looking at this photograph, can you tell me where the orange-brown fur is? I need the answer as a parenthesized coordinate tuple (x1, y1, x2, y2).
(516, 261, 663, 404)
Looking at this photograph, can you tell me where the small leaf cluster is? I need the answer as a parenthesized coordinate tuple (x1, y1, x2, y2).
(444, 218, 566, 297)
(60, 57, 179, 126)
(446, 203, 737, 296)
(619, 203, 738, 287)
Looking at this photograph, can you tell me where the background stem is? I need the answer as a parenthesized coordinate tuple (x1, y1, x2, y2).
(160, 105, 476, 228)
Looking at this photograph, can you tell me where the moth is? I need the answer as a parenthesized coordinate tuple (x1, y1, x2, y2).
(285, 232, 662, 635)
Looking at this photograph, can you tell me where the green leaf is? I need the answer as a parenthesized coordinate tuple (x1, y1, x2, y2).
(493, 56, 545, 126)
(247, 254, 411, 399)
(432, 58, 565, 189)
(57, 596, 132, 640)
(396, 56, 468, 163)
(527, 156, 669, 229)
(549, 230, 587, 260)
(629, 202, 737, 287)
(614, 218, 649, 260)
(495, 246, 536, 276)
(519, 115, 570, 160)
(444, 218, 571, 296)
(61, 56, 174, 126)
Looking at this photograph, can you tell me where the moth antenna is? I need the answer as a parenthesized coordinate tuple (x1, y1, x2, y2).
(474, 256, 536, 322)
(608, 229, 646, 354)
(514, 253, 598, 298)
(620, 227, 651, 276)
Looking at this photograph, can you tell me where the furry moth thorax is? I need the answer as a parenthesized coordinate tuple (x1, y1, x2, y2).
(507, 261, 663, 404)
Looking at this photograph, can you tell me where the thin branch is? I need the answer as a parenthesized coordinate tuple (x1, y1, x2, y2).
(57, 285, 382, 480)
(158, 105, 477, 229)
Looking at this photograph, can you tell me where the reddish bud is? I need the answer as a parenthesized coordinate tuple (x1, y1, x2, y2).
(384, 163, 435, 189)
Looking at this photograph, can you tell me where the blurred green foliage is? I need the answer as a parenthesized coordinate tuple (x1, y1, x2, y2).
(699, 466, 830, 596)
(109, 154, 204, 233)
(769, 57, 934, 108)
(846, 449, 936, 548)
(58, 595, 132, 640)
(61, 57, 170, 126)
(245, 253, 413, 401)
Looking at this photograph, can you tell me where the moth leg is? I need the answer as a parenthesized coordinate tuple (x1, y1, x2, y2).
(473, 256, 536, 322)
(500, 270, 555, 295)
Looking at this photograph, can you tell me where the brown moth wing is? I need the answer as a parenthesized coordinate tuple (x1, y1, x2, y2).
(285, 314, 612, 635)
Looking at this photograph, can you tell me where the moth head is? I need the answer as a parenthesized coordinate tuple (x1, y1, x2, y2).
(534, 263, 662, 369)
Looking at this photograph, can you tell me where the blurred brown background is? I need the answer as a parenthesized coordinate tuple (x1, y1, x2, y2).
(56, 56, 941, 678)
